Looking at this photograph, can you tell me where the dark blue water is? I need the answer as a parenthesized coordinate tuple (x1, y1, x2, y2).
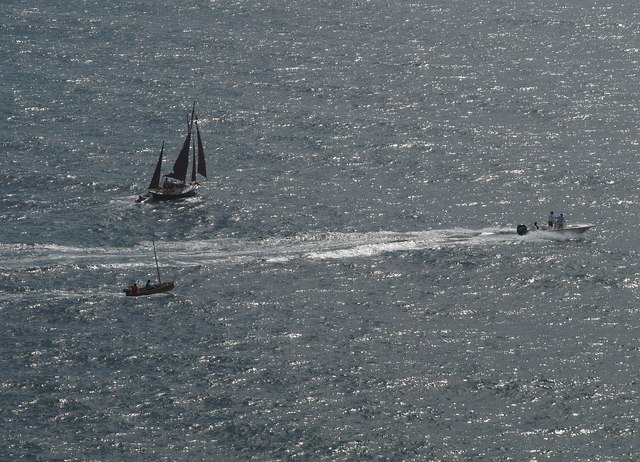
(3, 0, 640, 459)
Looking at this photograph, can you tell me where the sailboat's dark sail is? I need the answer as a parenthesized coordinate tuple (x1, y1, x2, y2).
(167, 130, 191, 182)
(149, 142, 164, 189)
(166, 103, 196, 182)
(196, 118, 207, 178)
(191, 138, 197, 183)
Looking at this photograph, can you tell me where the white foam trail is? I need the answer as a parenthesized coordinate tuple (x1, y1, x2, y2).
(0, 227, 588, 270)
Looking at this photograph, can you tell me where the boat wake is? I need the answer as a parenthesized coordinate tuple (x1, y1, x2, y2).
(0, 226, 589, 272)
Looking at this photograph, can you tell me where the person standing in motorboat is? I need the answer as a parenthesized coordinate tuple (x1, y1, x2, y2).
(556, 213, 565, 229)
(548, 211, 555, 229)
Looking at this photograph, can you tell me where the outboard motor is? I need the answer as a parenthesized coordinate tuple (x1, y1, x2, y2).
(516, 224, 528, 236)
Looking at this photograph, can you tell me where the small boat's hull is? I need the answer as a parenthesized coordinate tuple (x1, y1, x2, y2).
(548, 224, 594, 234)
(517, 223, 594, 236)
(124, 281, 175, 296)
(149, 183, 197, 201)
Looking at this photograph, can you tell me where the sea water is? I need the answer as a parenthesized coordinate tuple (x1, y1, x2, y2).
(2, 0, 640, 459)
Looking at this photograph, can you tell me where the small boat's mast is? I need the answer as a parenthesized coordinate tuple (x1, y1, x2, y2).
(152, 240, 162, 284)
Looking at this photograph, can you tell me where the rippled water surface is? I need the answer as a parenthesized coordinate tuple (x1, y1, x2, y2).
(3, 0, 640, 460)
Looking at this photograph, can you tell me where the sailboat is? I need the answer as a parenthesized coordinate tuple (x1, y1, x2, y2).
(137, 102, 207, 201)
(123, 240, 175, 296)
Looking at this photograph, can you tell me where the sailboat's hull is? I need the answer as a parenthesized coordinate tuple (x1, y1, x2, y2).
(149, 183, 197, 200)
(124, 281, 175, 296)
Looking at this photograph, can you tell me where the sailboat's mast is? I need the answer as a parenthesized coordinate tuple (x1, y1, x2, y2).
(152, 240, 162, 284)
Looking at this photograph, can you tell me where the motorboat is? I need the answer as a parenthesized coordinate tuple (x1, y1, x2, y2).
(516, 223, 594, 236)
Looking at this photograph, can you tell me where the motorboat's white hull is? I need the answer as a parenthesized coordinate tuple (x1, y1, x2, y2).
(517, 223, 594, 236)
(546, 224, 593, 234)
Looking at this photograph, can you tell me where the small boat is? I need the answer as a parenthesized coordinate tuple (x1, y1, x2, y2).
(126, 281, 175, 296)
(124, 240, 174, 296)
(516, 223, 594, 236)
(137, 102, 207, 202)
